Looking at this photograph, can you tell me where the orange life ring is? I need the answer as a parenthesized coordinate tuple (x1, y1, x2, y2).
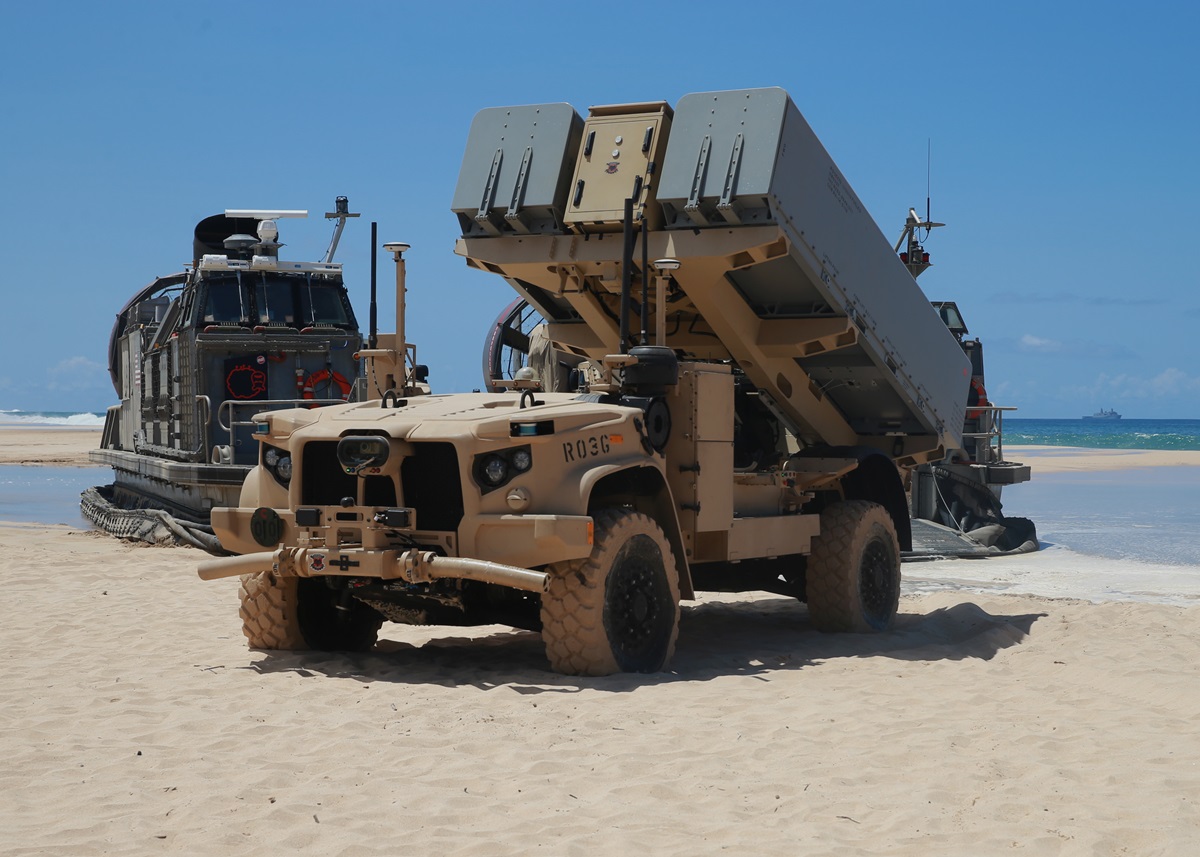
(301, 368, 353, 405)
(967, 377, 991, 419)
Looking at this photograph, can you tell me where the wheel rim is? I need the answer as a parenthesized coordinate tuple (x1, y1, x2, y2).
(858, 537, 897, 629)
(605, 535, 674, 671)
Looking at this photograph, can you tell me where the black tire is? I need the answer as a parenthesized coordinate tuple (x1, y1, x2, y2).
(806, 500, 900, 633)
(238, 573, 383, 652)
(541, 509, 680, 676)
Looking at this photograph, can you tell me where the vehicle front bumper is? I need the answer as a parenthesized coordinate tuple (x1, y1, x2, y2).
(197, 545, 551, 593)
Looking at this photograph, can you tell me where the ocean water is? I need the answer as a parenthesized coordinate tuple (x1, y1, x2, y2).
(0, 465, 95, 527)
(0, 409, 106, 428)
(998, 420, 1200, 568)
(1003, 467, 1200, 567)
(1, 411, 104, 527)
(2, 414, 1198, 570)
(1005, 418, 1200, 451)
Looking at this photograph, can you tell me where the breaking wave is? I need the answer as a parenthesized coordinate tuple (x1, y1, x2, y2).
(0, 410, 106, 427)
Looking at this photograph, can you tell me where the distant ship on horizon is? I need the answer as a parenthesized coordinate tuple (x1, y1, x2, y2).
(1083, 408, 1122, 421)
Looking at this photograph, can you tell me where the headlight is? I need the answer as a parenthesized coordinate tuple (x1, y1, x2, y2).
(481, 455, 508, 486)
(337, 435, 390, 475)
(262, 444, 291, 486)
(473, 445, 531, 494)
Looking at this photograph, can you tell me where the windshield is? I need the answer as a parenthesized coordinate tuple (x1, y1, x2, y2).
(202, 279, 248, 324)
(196, 274, 356, 330)
(255, 278, 297, 325)
(300, 280, 352, 326)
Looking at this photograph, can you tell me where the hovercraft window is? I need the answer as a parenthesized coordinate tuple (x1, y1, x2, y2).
(255, 278, 296, 325)
(202, 280, 248, 324)
(300, 281, 351, 327)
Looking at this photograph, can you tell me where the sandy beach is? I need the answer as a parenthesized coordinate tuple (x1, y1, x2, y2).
(1008, 443, 1200, 473)
(2, 430, 1199, 854)
(0, 426, 104, 466)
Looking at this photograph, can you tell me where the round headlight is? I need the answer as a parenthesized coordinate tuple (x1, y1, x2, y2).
(482, 455, 508, 486)
(264, 448, 279, 467)
(275, 455, 292, 482)
(511, 449, 532, 472)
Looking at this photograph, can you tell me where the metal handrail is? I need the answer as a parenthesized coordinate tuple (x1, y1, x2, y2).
(963, 405, 1019, 464)
(196, 395, 211, 462)
(216, 397, 349, 448)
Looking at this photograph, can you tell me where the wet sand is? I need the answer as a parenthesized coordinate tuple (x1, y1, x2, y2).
(1008, 443, 1200, 473)
(0, 426, 103, 466)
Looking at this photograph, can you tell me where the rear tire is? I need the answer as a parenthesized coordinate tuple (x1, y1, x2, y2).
(238, 573, 383, 652)
(541, 509, 679, 676)
(806, 501, 900, 632)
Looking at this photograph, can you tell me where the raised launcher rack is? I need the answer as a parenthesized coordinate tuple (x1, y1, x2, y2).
(454, 87, 970, 469)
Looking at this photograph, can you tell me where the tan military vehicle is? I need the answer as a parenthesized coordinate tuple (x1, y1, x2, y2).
(198, 88, 970, 675)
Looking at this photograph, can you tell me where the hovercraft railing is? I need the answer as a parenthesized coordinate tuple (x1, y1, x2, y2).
(960, 405, 1019, 465)
(216, 397, 350, 454)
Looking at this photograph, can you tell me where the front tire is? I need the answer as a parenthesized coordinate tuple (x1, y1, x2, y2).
(806, 501, 900, 632)
(541, 509, 680, 676)
(238, 573, 383, 652)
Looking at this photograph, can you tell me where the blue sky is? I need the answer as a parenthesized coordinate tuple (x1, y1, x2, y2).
(2, 1, 1196, 419)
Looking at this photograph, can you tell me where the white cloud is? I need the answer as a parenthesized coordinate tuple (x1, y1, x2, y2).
(1140, 368, 1200, 399)
(46, 356, 109, 394)
(1018, 334, 1065, 353)
(49, 356, 104, 372)
(1064, 368, 1200, 402)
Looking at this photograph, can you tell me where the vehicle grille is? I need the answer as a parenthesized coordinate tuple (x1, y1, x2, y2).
(300, 440, 463, 532)
(302, 442, 355, 505)
(401, 442, 464, 532)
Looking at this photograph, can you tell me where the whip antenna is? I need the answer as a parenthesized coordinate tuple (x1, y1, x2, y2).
(893, 139, 944, 279)
(926, 139, 932, 230)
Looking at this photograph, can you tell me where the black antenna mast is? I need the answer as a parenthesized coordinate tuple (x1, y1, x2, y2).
(893, 139, 945, 279)
(926, 138, 932, 229)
